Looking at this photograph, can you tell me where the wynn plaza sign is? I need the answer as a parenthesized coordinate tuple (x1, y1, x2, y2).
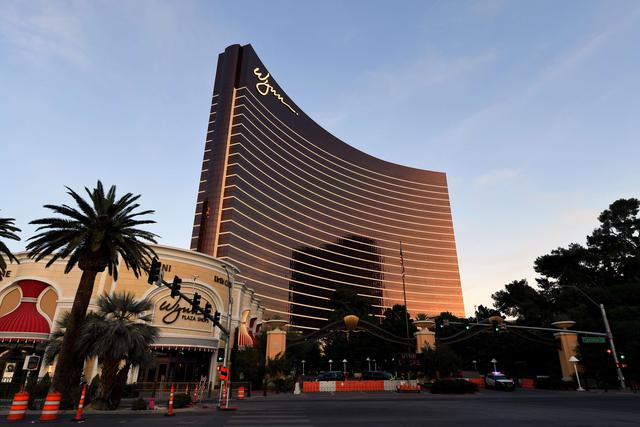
(253, 67, 298, 115)
(153, 291, 215, 331)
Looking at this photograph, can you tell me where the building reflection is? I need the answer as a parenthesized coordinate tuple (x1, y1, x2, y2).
(288, 235, 384, 330)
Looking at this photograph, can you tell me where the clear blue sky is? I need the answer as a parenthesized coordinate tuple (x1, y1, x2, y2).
(2, 1, 639, 316)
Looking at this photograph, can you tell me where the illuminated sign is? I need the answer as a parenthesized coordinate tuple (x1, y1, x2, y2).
(157, 294, 212, 326)
(253, 67, 298, 116)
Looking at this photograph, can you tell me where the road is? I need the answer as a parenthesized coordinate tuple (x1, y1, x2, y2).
(2, 390, 639, 426)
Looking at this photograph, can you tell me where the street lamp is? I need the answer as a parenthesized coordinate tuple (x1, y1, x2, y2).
(562, 284, 626, 389)
(342, 359, 347, 376)
(373, 359, 377, 371)
(328, 359, 333, 371)
(302, 360, 306, 376)
(569, 356, 585, 392)
(366, 357, 371, 371)
(491, 358, 498, 373)
(472, 360, 477, 371)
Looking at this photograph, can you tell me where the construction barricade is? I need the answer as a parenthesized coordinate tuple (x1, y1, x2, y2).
(7, 391, 29, 421)
(39, 391, 62, 421)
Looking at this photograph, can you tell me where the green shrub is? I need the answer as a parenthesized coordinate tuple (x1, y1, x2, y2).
(430, 379, 478, 394)
(172, 393, 192, 408)
(131, 397, 147, 410)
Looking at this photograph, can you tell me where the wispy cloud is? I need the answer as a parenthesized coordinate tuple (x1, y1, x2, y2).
(0, 1, 89, 68)
(473, 168, 520, 188)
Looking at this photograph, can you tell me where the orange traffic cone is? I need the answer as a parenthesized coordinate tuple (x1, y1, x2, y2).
(39, 391, 62, 421)
(6, 391, 29, 421)
(165, 384, 175, 417)
(72, 383, 87, 422)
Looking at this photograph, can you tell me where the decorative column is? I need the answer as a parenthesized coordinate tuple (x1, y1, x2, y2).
(264, 319, 288, 361)
(413, 319, 436, 353)
(552, 320, 580, 380)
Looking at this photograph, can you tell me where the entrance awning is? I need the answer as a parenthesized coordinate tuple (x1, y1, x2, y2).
(150, 336, 219, 352)
(0, 281, 51, 343)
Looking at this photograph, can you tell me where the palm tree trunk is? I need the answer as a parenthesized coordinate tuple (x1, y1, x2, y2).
(51, 269, 98, 405)
(92, 359, 120, 410)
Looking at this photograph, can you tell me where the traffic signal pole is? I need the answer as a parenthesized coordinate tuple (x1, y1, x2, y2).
(600, 303, 626, 390)
(217, 264, 234, 408)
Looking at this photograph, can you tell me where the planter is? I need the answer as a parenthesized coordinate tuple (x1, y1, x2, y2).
(263, 319, 288, 331)
(413, 319, 435, 331)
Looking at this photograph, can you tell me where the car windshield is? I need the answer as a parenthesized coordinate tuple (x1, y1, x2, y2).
(494, 375, 508, 380)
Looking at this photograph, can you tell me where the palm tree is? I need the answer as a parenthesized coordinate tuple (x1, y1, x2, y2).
(44, 293, 159, 410)
(78, 292, 158, 410)
(27, 181, 157, 402)
(0, 215, 21, 278)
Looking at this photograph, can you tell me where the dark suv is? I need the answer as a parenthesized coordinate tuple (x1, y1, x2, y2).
(316, 371, 346, 381)
(362, 371, 393, 380)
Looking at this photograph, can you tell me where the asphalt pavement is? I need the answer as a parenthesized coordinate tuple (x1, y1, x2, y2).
(1, 389, 638, 426)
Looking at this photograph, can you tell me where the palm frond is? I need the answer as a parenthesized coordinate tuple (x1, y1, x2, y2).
(0, 216, 21, 275)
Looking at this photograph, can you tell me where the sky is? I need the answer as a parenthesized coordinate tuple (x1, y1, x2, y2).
(1, 0, 639, 316)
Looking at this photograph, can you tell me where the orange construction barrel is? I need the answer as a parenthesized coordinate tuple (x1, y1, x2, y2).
(7, 391, 29, 421)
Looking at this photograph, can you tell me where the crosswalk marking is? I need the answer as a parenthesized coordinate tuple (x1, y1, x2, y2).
(222, 408, 312, 426)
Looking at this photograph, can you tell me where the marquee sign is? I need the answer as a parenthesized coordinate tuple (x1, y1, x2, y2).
(253, 67, 298, 116)
(153, 292, 215, 332)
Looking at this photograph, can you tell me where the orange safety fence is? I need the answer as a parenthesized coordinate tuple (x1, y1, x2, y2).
(303, 380, 387, 392)
(520, 379, 535, 389)
(303, 382, 320, 392)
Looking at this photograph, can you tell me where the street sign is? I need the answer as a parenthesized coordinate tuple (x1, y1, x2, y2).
(581, 336, 606, 344)
(22, 355, 40, 371)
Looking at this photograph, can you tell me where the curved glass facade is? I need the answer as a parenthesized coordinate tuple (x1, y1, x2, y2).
(192, 44, 464, 330)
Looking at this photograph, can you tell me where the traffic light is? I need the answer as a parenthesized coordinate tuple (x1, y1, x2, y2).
(147, 258, 163, 286)
(203, 302, 212, 316)
(192, 292, 201, 311)
(213, 311, 221, 325)
(620, 354, 626, 360)
(499, 323, 507, 332)
(443, 319, 450, 327)
(607, 348, 612, 355)
(217, 348, 225, 363)
(170, 276, 182, 298)
(218, 366, 229, 381)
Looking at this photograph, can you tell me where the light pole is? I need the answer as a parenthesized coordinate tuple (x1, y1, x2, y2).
(563, 284, 626, 389)
(302, 360, 306, 377)
(373, 359, 377, 371)
(472, 360, 477, 371)
(343, 359, 347, 376)
(328, 359, 333, 371)
(491, 358, 498, 373)
(218, 264, 234, 407)
(366, 357, 371, 371)
(569, 356, 585, 391)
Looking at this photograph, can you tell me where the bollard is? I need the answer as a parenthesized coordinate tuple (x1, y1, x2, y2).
(72, 383, 87, 422)
(165, 384, 175, 417)
(220, 383, 227, 408)
(39, 391, 62, 421)
(238, 386, 245, 400)
(193, 383, 199, 403)
(7, 391, 29, 421)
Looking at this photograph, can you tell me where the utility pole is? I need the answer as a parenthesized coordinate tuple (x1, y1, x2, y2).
(600, 303, 626, 390)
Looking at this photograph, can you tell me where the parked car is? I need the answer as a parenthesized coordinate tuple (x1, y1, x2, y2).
(485, 372, 516, 390)
(316, 371, 346, 381)
(362, 371, 393, 380)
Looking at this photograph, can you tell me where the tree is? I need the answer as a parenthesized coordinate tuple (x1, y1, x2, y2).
(26, 181, 157, 402)
(77, 292, 158, 410)
(0, 215, 20, 278)
(421, 344, 462, 379)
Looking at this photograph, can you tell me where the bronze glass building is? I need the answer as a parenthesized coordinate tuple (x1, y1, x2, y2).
(191, 44, 464, 330)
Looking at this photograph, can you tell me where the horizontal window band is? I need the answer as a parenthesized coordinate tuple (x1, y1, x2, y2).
(221, 200, 458, 252)
(230, 116, 451, 207)
(223, 242, 461, 292)
(219, 227, 459, 271)
(223, 175, 456, 240)
(226, 153, 451, 223)
(218, 236, 459, 282)
(218, 217, 460, 268)
(225, 148, 454, 225)
(229, 257, 462, 299)
(235, 88, 448, 191)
